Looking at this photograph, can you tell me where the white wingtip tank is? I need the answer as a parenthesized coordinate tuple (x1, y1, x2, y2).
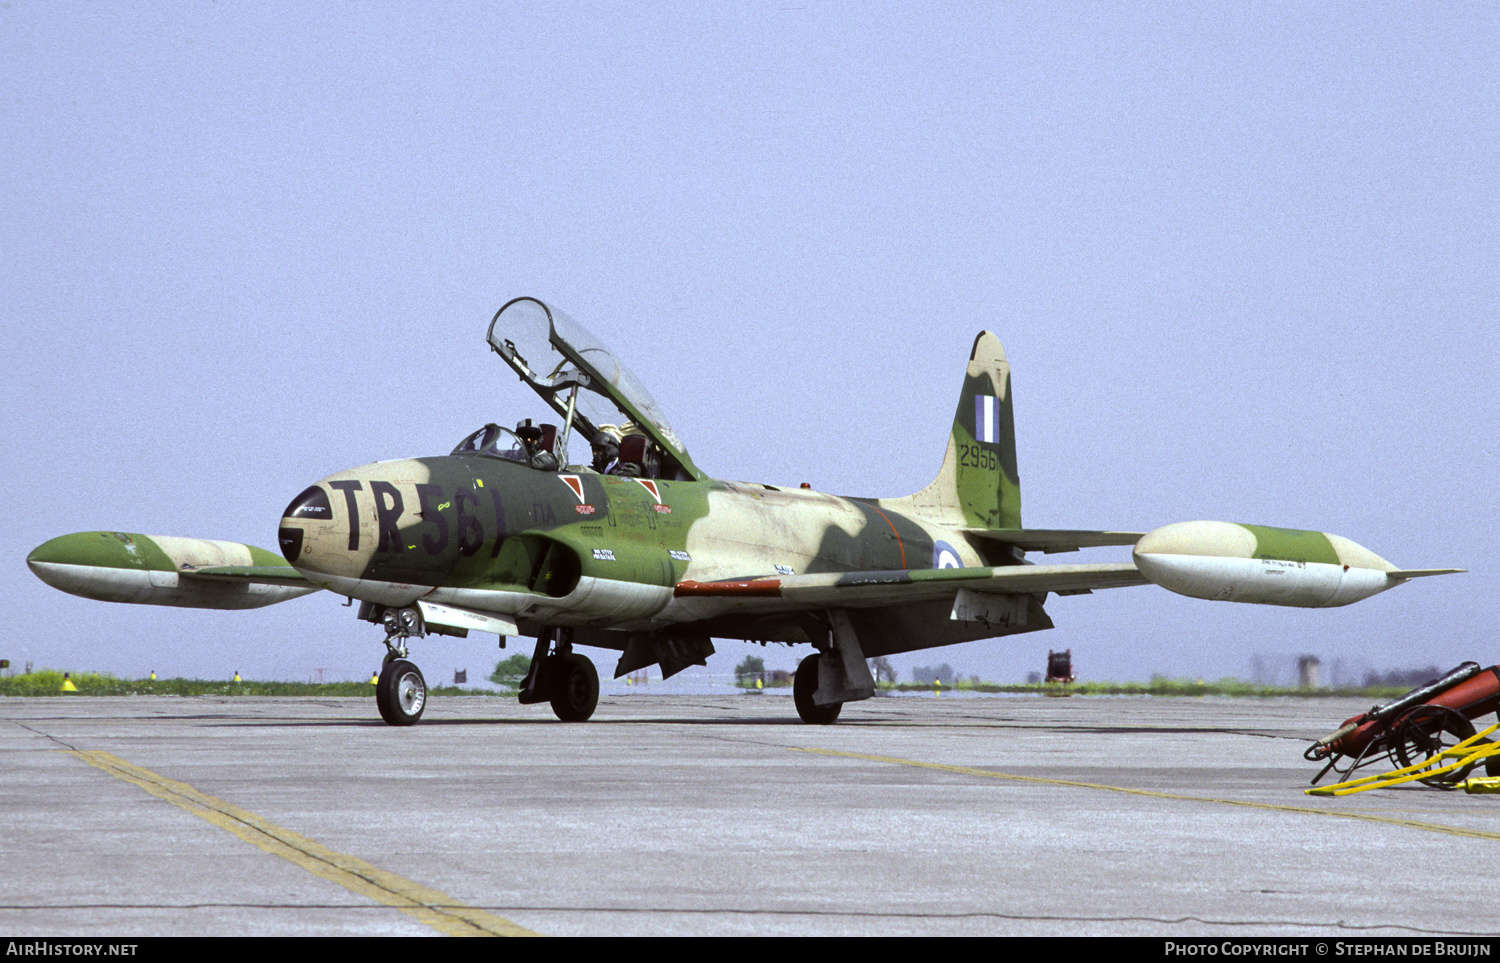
(1132, 521, 1463, 608)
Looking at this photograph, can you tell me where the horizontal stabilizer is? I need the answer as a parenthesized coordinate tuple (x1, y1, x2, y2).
(963, 529, 1146, 553)
(1387, 569, 1467, 581)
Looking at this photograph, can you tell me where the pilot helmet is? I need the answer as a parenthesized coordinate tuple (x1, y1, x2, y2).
(515, 418, 543, 444)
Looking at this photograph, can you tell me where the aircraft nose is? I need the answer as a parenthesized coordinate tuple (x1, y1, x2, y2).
(278, 483, 336, 564)
(277, 471, 380, 585)
(275, 464, 439, 608)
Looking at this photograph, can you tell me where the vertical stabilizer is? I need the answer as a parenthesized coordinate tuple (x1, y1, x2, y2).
(888, 331, 1021, 528)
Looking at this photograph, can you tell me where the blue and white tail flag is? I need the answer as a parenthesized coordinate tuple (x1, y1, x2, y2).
(974, 394, 1002, 445)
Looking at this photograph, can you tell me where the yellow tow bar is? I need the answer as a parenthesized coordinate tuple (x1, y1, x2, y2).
(1307, 723, 1500, 796)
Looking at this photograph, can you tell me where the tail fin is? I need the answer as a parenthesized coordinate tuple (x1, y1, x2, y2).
(888, 331, 1021, 528)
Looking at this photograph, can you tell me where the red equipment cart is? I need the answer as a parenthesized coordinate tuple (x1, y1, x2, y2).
(1305, 662, 1500, 787)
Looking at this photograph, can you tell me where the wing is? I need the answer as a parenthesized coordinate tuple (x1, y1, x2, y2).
(675, 561, 1148, 613)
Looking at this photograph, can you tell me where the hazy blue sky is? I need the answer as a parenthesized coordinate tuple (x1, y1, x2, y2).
(4, 3, 1495, 687)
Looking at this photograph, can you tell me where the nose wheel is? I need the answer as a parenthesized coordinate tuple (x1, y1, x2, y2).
(376, 659, 428, 726)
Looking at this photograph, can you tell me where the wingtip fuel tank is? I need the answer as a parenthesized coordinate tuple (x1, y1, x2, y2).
(27, 531, 317, 609)
(1132, 520, 1463, 608)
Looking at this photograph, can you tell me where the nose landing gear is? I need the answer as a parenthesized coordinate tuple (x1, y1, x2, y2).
(370, 605, 428, 727)
(377, 659, 427, 725)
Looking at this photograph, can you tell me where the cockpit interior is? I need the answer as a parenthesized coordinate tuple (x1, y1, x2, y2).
(451, 421, 663, 478)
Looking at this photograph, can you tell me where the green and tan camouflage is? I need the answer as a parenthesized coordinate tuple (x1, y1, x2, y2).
(1131, 521, 1459, 608)
(27, 531, 313, 608)
(27, 297, 1462, 725)
(885, 331, 1021, 530)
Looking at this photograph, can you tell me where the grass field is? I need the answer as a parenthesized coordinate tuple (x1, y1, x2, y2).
(0, 669, 492, 698)
(881, 678, 1407, 698)
(1, 668, 1412, 700)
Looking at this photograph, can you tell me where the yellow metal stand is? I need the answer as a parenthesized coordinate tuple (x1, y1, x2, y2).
(1307, 723, 1500, 796)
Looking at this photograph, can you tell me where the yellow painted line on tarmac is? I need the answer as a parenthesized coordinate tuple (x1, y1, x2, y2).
(791, 747, 1500, 843)
(65, 750, 540, 937)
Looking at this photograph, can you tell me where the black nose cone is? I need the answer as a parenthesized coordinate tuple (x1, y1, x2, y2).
(277, 526, 305, 563)
(278, 485, 331, 564)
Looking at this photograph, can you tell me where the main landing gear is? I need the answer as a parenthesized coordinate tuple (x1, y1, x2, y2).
(792, 614, 876, 724)
(519, 627, 600, 722)
(794, 652, 842, 725)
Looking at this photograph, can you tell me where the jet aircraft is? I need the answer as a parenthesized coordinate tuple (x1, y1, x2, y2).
(27, 297, 1462, 725)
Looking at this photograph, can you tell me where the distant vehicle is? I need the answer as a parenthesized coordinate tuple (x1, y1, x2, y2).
(28, 298, 1462, 726)
(1045, 650, 1074, 684)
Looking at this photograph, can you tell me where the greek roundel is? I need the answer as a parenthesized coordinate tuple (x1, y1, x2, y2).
(933, 541, 964, 569)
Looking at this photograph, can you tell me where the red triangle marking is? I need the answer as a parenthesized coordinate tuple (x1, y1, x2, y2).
(633, 479, 661, 503)
(559, 475, 585, 503)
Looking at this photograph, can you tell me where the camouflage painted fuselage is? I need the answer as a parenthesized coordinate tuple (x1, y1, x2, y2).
(276, 328, 1050, 661)
(277, 449, 1044, 658)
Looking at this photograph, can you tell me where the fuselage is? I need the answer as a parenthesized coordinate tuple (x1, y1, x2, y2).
(279, 454, 983, 634)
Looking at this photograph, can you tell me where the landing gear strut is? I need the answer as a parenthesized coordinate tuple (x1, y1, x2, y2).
(518, 627, 600, 722)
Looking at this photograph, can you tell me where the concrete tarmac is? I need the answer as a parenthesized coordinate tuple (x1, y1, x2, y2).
(4, 691, 1499, 937)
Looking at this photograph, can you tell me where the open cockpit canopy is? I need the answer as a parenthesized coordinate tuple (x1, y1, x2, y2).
(486, 297, 702, 480)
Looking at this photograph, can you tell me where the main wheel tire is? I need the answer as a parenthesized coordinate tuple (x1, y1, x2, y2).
(1391, 705, 1476, 788)
(376, 659, 427, 726)
(549, 654, 599, 722)
(793, 653, 841, 725)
